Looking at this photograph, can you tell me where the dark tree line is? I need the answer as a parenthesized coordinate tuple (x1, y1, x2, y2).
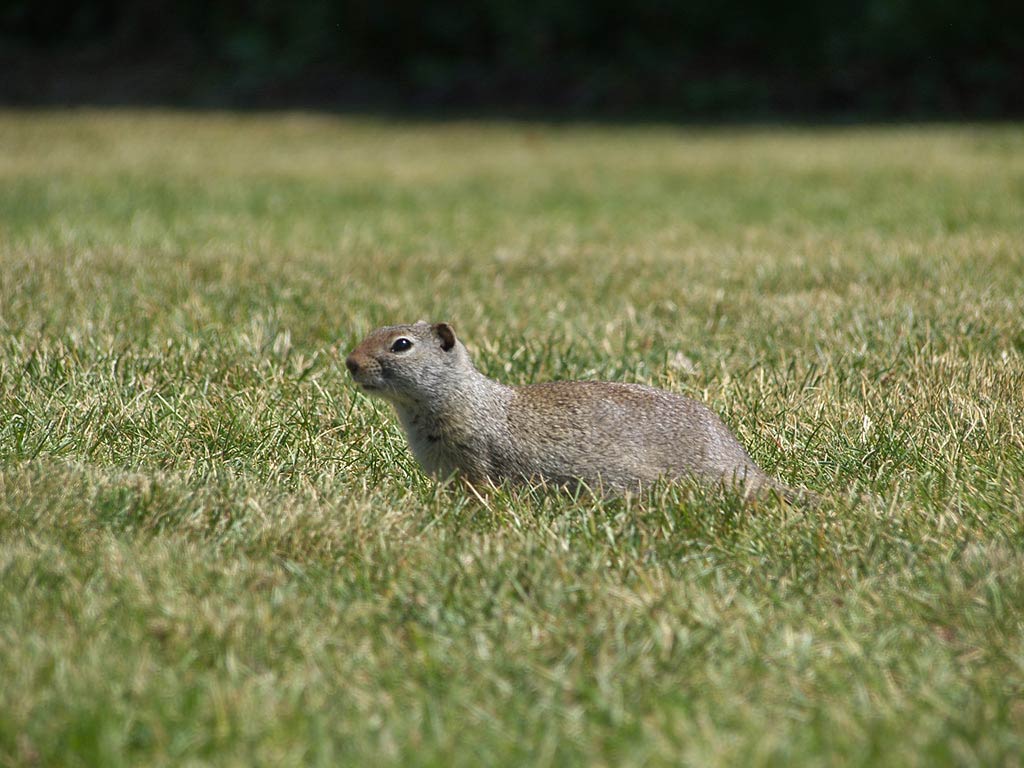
(3, 0, 1022, 116)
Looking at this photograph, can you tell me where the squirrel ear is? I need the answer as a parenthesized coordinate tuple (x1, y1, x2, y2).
(434, 323, 456, 351)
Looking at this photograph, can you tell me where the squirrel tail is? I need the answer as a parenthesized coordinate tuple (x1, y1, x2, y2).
(754, 478, 823, 507)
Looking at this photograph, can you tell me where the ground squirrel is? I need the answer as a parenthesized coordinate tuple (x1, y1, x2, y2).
(346, 321, 810, 501)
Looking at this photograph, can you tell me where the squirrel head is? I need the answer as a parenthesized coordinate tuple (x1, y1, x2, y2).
(346, 321, 467, 404)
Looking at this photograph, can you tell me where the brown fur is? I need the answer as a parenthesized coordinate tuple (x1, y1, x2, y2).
(346, 321, 810, 500)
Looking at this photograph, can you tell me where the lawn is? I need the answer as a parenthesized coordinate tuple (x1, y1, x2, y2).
(1, 110, 1023, 766)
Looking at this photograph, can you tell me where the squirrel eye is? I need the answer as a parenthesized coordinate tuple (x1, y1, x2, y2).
(390, 337, 413, 353)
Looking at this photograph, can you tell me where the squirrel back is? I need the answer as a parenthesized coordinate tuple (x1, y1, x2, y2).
(346, 321, 807, 500)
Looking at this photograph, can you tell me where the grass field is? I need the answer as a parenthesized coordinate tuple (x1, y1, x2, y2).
(1, 110, 1023, 766)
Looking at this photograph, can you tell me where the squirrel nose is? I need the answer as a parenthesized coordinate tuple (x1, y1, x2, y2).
(345, 355, 360, 375)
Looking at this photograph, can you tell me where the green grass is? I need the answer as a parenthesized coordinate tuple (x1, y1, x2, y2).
(2, 110, 1023, 766)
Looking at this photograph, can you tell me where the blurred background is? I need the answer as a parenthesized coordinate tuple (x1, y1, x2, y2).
(2, 0, 1022, 119)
